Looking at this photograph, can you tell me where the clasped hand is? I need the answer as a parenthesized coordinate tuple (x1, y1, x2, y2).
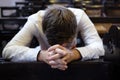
(38, 44, 74, 70)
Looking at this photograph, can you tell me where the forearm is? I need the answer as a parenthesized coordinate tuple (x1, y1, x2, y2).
(71, 48, 82, 61)
(2, 45, 39, 62)
(76, 41, 105, 60)
(65, 48, 82, 63)
(37, 50, 49, 63)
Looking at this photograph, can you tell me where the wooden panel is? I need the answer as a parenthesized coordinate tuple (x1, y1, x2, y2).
(0, 60, 110, 80)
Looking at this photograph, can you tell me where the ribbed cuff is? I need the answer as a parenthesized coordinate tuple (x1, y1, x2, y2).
(37, 50, 41, 61)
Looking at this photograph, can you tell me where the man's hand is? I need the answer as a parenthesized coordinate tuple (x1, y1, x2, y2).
(37, 44, 81, 70)
(48, 44, 81, 70)
(37, 50, 51, 64)
(37, 49, 67, 70)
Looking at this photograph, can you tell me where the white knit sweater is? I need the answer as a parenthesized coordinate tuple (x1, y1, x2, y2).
(2, 8, 104, 62)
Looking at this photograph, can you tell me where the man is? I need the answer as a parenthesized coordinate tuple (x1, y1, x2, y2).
(2, 5, 104, 70)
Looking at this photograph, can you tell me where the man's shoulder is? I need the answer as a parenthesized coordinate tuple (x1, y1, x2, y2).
(68, 8, 84, 14)
(68, 8, 84, 23)
(28, 10, 45, 22)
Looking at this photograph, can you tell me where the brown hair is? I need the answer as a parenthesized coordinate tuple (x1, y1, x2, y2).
(42, 5, 77, 46)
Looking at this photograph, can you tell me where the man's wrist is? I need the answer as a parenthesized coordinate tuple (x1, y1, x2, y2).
(71, 48, 82, 61)
(37, 50, 41, 61)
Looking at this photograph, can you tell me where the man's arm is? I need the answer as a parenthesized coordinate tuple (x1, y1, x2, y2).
(2, 20, 39, 62)
(76, 9, 105, 60)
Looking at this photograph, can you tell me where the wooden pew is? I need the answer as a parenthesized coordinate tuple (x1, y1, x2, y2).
(0, 7, 20, 17)
(0, 17, 27, 36)
(90, 17, 120, 35)
(0, 17, 27, 29)
(16, 2, 29, 7)
(84, 5, 103, 17)
(0, 59, 111, 80)
(104, 6, 120, 17)
(20, 6, 44, 17)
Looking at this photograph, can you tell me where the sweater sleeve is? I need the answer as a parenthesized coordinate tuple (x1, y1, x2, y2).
(76, 10, 105, 60)
(2, 19, 40, 62)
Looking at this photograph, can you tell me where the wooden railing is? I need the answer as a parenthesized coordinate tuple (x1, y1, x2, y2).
(0, 59, 112, 80)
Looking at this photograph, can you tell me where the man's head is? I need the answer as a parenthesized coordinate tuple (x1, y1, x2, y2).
(42, 5, 77, 49)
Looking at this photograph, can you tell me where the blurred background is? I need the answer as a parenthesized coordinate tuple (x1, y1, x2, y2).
(0, 0, 120, 57)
